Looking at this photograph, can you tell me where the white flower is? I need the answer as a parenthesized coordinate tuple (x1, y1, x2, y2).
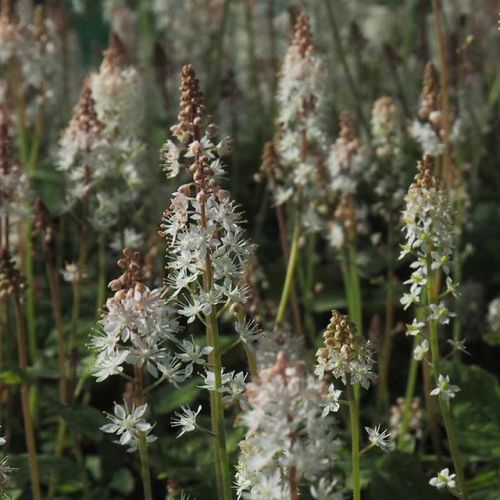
(401, 291, 420, 310)
(235, 319, 262, 350)
(236, 352, 338, 497)
(222, 371, 248, 409)
(101, 401, 156, 452)
(413, 339, 429, 361)
(93, 350, 129, 382)
(430, 374, 460, 401)
(365, 425, 395, 452)
(321, 384, 342, 417)
(198, 369, 233, 392)
(410, 120, 444, 156)
(310, 477, 340, 500)
(428, 302, 454, 325)
(406, 319, 425, 336)
(61, 262, 85, 283)
(429, 468, 456, 490)
(109, 228, 143, 252)
(487, 297, 500, 331)
(171, 405, 202, 437)
(176, 339, 213, 367)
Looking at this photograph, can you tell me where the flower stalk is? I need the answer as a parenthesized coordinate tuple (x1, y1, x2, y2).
(347, 380, 361, 500)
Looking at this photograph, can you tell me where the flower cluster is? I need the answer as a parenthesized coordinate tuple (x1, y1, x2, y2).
(274, 12, 327, 232)
(236, 352, 338, 499)
(0, 93, 29, 226)
(367, 96, 409, 222)
(0, 2, 64, 119)
(325, 112, 369, 249)
(410, 62, 444, 156)
(90, 248, 183, 385)
(400, 155, 456, 317)
(56, 80, 108, 204)
(315, 310, 376, 389)
(58, 35, 145, 232)
(90, 34, 144, 137)
(159, 64, 252, 335)
(100, 401, 156, 452)
(389, 397, 423, 440)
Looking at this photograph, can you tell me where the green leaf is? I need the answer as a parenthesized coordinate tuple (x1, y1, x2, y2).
(8, 454, 80, 488)
(443, 362, 500, 460)
(483, 329, 500, 346)
(110, 468, 135, 495)
(367, 451, 438, 500)
(57, 404, 106, 440)
(312, 292, 347, 313)
(153, 379, 201, 415)
(0, 369, 23, 385)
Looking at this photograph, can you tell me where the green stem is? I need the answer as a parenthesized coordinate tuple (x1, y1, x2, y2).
(398, 336, 420, 450)
(452, 227, 462, 361)
(377, 231, 396, 412)
(24, 221, 36, 361)
(8, 59, 30, 164)
(347, 382, 361, 500)
(96, 234, 106, 315)
(427, 266, 468, 499)
(206, 310, 232, 500)
(244, 345, 258, 380)
(301, 233, 317, 342)
(275, 221, 301, 325)
(138, 433, 153, 500)
(347, 246, 363, 335)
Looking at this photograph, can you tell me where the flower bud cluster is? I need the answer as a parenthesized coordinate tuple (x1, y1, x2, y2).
(315, 310, 375, 389)
(236, 352, 338, 499)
